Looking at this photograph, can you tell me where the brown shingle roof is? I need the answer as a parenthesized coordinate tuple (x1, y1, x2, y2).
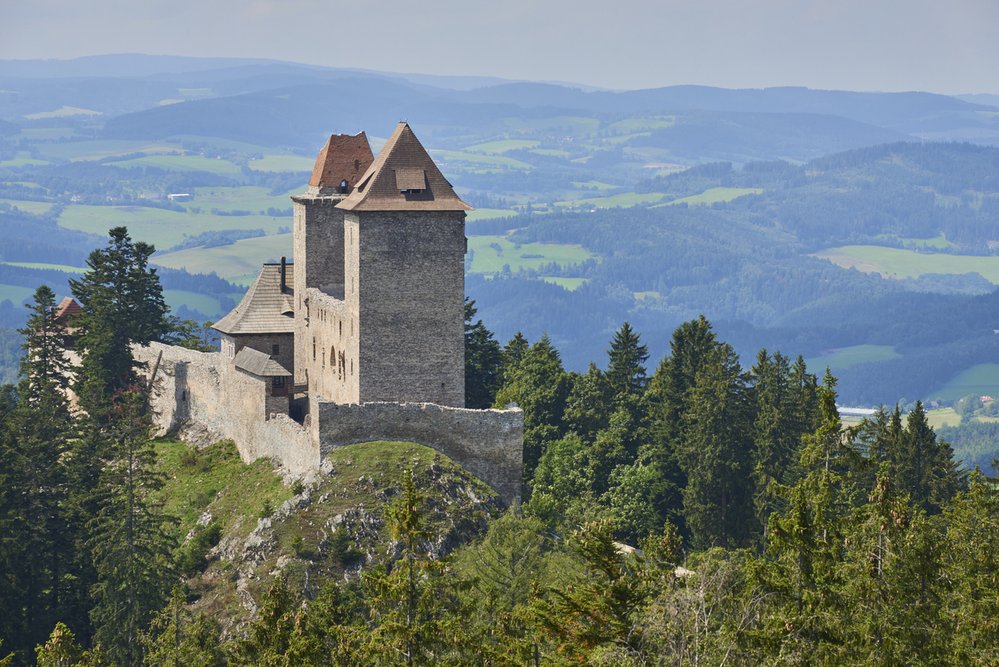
(309, 133, 374, 192)
(337, 122, 472, 212)
(212, 263, 295, 335)
(54, 296, 82, 320)
(233, 347, 291, 377)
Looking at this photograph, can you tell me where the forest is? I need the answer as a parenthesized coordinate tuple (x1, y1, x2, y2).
(0, 228, 996, 665)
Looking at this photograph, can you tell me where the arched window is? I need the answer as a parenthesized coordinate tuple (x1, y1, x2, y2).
(339, 179, 348, 194)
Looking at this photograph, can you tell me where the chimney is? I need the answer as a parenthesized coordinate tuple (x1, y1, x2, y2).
(280, 257, 287, 293)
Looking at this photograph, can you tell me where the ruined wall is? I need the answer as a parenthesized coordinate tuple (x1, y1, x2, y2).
(350, 210, 466, 407)
(136, 343, 317, 475)
(314, 400, 523, 503)
(292, 194, 346, 386)
(304, 288, 359, 404)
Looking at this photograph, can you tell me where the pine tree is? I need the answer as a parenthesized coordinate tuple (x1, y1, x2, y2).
(0, 286, 77, 658)
(679, 343, 755, 548)
(605, 322, 649, 399)
(494, 335, 570, 492)
(463, 299, 503, 409)
(750, 349, 808, 542)
(562, 363, 612, 441)
(142, 587, 226, 667)
(70, 226, 169, 418)
(894, 401, 962, 514)
(939, 470, 999, 663)
(87, 393, 176, 666)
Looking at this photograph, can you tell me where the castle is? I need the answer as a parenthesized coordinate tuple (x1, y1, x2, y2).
(138, 123, 523, 502)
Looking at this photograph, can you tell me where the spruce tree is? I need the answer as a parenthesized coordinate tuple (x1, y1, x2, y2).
(605, 322, 649, 399)
(87, 393, 176, 666)
(679, 343, 755, 548)
(494, 335, 570, 493)
(463, 299, 502, 409)
(70, 226, 169, 417)
(0, 286, 77, 658)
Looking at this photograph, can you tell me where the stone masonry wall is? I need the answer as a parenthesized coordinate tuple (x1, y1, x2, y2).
(136, 343, 317, 475)
(314, 400, 523, 503)
(292, 195, 346, 386)
(351, 210, 466, 407)
(304, 288, 359, 404)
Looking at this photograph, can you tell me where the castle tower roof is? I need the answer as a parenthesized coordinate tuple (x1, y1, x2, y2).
(308, 132, 374, 195)
(213, 263, 295, 335)
(337, 122, 472, 212)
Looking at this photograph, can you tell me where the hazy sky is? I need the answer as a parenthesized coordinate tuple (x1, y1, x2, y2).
(1, 0, 996, 93)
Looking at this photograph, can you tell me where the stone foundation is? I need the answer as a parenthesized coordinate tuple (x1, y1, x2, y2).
(136, 343, 523, 502)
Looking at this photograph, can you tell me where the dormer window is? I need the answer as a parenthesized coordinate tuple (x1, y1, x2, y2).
(339, 179, 349, 193)
(395, 167, 426, 194)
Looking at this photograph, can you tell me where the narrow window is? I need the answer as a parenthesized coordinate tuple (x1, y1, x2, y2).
(272, 343, 280, 356)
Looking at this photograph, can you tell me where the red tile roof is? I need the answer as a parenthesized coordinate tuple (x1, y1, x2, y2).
(309, 132, 374, 192)
(337, 122, 471, 212)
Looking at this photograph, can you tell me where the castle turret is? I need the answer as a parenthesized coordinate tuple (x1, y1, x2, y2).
(291, 133, 373, 388)
(336, 122, 471, 407)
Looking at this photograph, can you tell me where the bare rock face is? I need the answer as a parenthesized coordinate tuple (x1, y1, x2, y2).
(190, 443, 504, 634)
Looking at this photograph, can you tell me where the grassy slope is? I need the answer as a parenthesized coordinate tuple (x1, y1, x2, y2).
(157, 438, 499, 627)
(930, 363, 999, 401)
(152, 233, 293, 284)
(807, 344, 901, 372)
(814, 246, 999, 283)
(467, 235, 593, 274)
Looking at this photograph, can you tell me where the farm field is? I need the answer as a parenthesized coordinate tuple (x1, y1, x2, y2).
(431, 149, 532, 172)
(925, 407, 962, 430)
(0, 284, 35, 305)
(467, 208, 517, 221)
(0, 153, 51, 167)
(466, 235, 593, 274)
(180, 186, 297, 213)
(664, 187, 764, 206)
(107, 154, 242, 176)
(58, 204, 287, 248)
(807, 344, 901, 371)
(35, 140, 182, 162)
(556, 192, 667, 209)
(163, 289, 228, 318)
(930, 363, 999, 401)
(152, 233, 293, 285)
(0, 198, 54, 214)
(541, 277, 588, 291)
(465, 139, 540, 154)
(1, 261, 82, 273)
(813, 246, 999, 283)
(248, 154, 314, 172)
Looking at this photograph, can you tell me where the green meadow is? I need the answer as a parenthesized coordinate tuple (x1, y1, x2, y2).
(152, 233, 293, 285)
(664, 187, 764, 206)
(0, 284, 35, 304)
(467, 235, 593, 274)
(1, 261, 82, 273)
(814, 246, 999, 283)
(556, 192, 666, 209)
(464, 139, 540, 154)
(163, 289, 228, 317)
(930, 364, 999, 402)
(0, 199, 54, 214)
(466, 208, 517, 221)
(806, 344, 901, 371)
(925, 407, 962, 430)
(180, 185, 298, 213)
(36, 140, 182, 162)
(108, 154, 243, 176)
(0, 153, 51, 168)
(248, 154, 314, 173)
(58, 204, 288, 249)
(431, 149, 533, 171)
(541, 277, 588, 291)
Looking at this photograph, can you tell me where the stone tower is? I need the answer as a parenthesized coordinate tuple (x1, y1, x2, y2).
(291, 133, 374, 390)
(294, 123, 471, 408)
